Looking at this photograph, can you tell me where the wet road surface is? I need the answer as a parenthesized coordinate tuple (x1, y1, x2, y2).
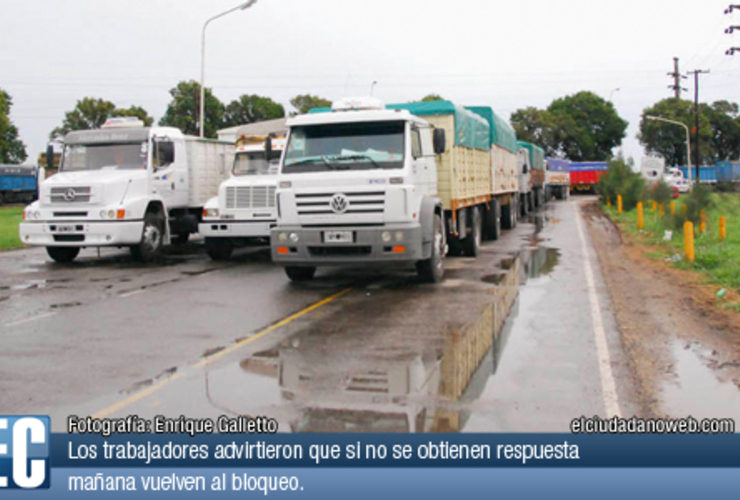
(0, 199, 639, 432)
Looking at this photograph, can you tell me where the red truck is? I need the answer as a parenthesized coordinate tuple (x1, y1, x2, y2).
(569, 162, 608, 193)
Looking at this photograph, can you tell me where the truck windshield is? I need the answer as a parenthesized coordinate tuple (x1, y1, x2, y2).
(283, 121, 405, 173)
(233, 150, 282, 176)
(61, 142, 147, 172)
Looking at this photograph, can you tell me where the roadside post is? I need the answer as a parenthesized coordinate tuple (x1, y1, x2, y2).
(700, 210, 707, 233)
(617, 195, 623, 214)
(670, 201, 676, 217)
(720, 216, 727, 239)
(652, 201, 657, 212)
(684, 221, 695, 262)
(659, 203, 665, 218)
(637, 202, 644, 229)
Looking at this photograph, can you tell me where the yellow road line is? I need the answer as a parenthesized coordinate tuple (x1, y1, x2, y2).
(92, 287, 352, 419)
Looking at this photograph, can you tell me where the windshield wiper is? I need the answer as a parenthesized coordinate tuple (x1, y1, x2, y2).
(330, 155, 381, 169)
(286, 157, 339, 170)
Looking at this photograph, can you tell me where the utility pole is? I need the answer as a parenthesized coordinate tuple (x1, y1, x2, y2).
(667, 57, 687, 99)
(687, 69, 710, 183)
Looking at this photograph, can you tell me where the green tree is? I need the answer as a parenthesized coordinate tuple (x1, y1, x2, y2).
(112, 105, 154, 126)
(0, 89, 27, 164)
(638, 98, 712, 165)
(547, 91, 628, 161)
(159, 80, 224, 138)
(510, 107, 558, 155)
(703, 100, 740, 162)
(421, 94, 444, 102)
(223, 95, 285, 128)
(289, 94, 332, 115)
(50, 97, 116, 139)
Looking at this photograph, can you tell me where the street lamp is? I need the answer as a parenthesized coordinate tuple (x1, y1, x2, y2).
(645, 115, 693, 188)
(200, 0, 258, 138)
(609, 87, 620, 101)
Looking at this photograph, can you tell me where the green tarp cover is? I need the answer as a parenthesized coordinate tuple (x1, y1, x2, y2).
(465, 106, 519, 153)
(386, 101, 490, 151)
(518, 141, 545, 171)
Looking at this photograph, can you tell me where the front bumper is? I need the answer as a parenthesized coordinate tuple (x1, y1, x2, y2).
(199, 220, 275, 238)
(19, 220, 144, 247)
(271, 224, 424, 266)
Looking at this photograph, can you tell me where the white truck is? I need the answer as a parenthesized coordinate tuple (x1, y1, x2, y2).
(200, 125, 287, 260)
(641, 155, 690, 193)
(270, 97, 447, 283)
(270, 98, 520, 283)
(20, 118, 233, 263)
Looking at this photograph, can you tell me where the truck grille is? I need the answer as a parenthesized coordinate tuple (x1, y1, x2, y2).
(50, 186, 91, 203)
(296, 191, 385, 216)
(225, 186, 276, 209)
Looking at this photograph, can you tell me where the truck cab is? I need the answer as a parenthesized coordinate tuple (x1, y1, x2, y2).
(271, 97, 446, 283)
(200, 131, 286, 260)
(20, 117, 233, 263)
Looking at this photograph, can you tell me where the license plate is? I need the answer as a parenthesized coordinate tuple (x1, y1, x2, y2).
(56, 225, 77, 233)
(324, 230, 353, 243)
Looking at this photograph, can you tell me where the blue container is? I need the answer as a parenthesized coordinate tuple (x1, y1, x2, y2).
(546, 158, 570, 172)
(678, 165, 717, 183)
(716, 162, 740, 182)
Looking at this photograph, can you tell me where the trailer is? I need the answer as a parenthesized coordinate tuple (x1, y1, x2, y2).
(517, 141, 545, 208)
(716, 162, 740, 183)
(545, 158, 570, 200)
(0, 165, 41, 205)
(569, 161, 608, 193)
(678, 165, 717, 184)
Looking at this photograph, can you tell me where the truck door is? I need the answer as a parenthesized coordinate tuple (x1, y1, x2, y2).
(412, 125, 437, 196)
(152, 137, 188, 209)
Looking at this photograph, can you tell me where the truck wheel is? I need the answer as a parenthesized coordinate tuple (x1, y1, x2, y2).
(131, 212, 164, 262)
(417, 213, 445, 283)
(520, 195, 529, 217)
(205, 237, 233, 261)
(462, 206, 481, 257)
(483, 199, 500, 241)
(502, 201, 517, 230)
(285, 267, 316, 282)
(46, 246, 80, 263)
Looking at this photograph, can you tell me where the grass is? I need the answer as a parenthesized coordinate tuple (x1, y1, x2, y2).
(0, 206, 24, 250)
(604, 192, 740, 293)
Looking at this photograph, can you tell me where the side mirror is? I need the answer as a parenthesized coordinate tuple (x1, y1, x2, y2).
(523, 164, 529, 174)
(433, 129, 446, 155)
(265, 136, 273, 155)
(156, 141, 175, 168)
(46, 144, 55, 169)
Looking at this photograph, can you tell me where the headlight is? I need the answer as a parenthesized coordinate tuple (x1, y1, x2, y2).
(382, 231, 392, 243)
(204, 208, 219, 218)
(278, 233, 288, 242)
(100, 210, 108, 219)
(279, 181, 292, 189)
(395, 231, 404, 242)
(289, 232, 299, 243)
(31, 211, 41, 220)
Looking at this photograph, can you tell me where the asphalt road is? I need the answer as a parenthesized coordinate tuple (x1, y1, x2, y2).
(0, 198, 639, 432)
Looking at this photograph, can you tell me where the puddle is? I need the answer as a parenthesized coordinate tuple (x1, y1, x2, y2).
(661, 341, 740, 420)
(11, 280, 47, 291)
(50, 302, 82, 309)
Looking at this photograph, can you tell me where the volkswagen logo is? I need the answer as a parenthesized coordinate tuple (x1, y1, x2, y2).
(63, 188, 77, 202)
(330, 193, 349, 214)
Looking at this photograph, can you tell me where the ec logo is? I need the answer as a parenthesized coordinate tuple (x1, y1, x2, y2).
(0, 416, 50, 489)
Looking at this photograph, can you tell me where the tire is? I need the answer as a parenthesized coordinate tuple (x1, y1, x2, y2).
(417, 213, 445, 283)
(131, 212, 164, 262)
(520, 194, 529, 217)
(285, 266, 316, 282)
(483, 199, 501, 241)
(46, 246, 80, 263)
(205, 237, 233, 261)
(462, 206, 481, 257)
(502, 200, 517, 230)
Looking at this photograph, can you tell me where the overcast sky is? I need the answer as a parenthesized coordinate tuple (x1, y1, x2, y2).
(1, 0, 738, 164)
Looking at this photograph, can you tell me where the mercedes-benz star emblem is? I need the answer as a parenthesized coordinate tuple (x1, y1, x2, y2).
(330, 193, 349, 214)
(63, 188, 77, 202)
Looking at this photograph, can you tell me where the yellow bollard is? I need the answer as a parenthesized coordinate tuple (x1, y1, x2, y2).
(700, 210, 706, 233)
(682, 205, 687, 215)
(607, 198, 612, 208)
(720, 216, 727, 240)
(652, 201, 657, 212)
(617, 195, 623, 214)
(659, 203, 665, 218)
(637, 202, 644, 229)
(670, 201, 676, 217)
(684, 221, 695, 262)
